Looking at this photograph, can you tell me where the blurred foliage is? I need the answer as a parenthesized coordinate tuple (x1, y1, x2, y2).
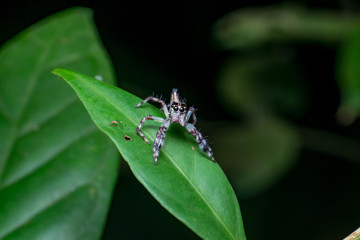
(338, 24, 360, 124)
(213, 117, 299, 198)
(213, 5, 359, 50)
(217, 54, 307, 118)
(0, 8, 119, 240)
(212, 5, 360, 197)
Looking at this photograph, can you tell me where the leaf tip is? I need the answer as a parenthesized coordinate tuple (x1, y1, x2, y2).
(51, 68, 74, 82)
(52, 68, 66, 75)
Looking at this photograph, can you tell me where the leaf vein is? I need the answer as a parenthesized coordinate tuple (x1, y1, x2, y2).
(1, 126, 97, 189)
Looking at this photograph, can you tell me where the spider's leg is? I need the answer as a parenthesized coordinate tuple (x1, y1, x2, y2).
(135, 96, 169, 118)
(185, 123, 215, 162)
(136, 116, 164, 144)
(153, 119, 171, 165)
(185, 107, 197, 125)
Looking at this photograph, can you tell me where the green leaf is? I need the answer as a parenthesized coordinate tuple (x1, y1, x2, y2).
(53, 68, 247, 240)
(217, 55, 306, 119)
(337, 25, 360, 123)
(0, 8, 118, 240)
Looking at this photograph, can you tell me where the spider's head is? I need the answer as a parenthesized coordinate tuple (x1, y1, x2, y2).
(169, 89, 187, 123)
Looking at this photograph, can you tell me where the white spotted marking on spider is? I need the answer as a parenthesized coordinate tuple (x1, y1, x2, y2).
(135, 88, 216, 165)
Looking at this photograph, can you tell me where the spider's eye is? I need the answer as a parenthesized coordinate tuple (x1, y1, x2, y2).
(173, 106, 178, 111)
(179, 107, 184, 112)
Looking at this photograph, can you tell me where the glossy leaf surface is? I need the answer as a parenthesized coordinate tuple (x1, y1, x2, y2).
(0, 8, 118, 240)
(53, 68, 246, 240)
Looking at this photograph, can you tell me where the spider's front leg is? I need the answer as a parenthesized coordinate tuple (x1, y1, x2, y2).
(185, 107, 197, 125)
(153, 119, 171, 165)
(136, 116, 164, 144)
(185, 123, 215, 162)
(135, 96, 169, 117)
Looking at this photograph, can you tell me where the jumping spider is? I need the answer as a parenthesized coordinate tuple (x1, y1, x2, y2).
(135, 88, 216, 165)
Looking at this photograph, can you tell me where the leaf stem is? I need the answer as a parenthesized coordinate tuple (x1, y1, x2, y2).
(344, 227, 360, 240)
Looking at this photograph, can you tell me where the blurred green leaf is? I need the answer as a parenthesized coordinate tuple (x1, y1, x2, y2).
(213, 5, 358, 50)
(337, 25, 360, 123)
(53, 68, 247, 240)
(0, 8, 118, 240)
(212, 118, 299, 197)
(215, 54, 302, 196)
(217, 55, 306, 119)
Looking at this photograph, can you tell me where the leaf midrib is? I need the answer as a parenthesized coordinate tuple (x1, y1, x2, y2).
(75, 76, 237, 240)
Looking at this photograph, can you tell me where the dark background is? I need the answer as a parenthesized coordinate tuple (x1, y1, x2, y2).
(2, 1, 360, 239)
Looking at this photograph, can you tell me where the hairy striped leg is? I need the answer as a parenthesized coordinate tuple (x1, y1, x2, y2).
(185, 123, 215, 162)
(136, 116, 164, 144)
(153, 119, 171, 165)
(185, 107, 197, 125)
(135, 96, 169, 117)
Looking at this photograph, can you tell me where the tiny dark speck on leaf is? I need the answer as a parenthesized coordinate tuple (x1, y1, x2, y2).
(124, 135, 132, 141)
